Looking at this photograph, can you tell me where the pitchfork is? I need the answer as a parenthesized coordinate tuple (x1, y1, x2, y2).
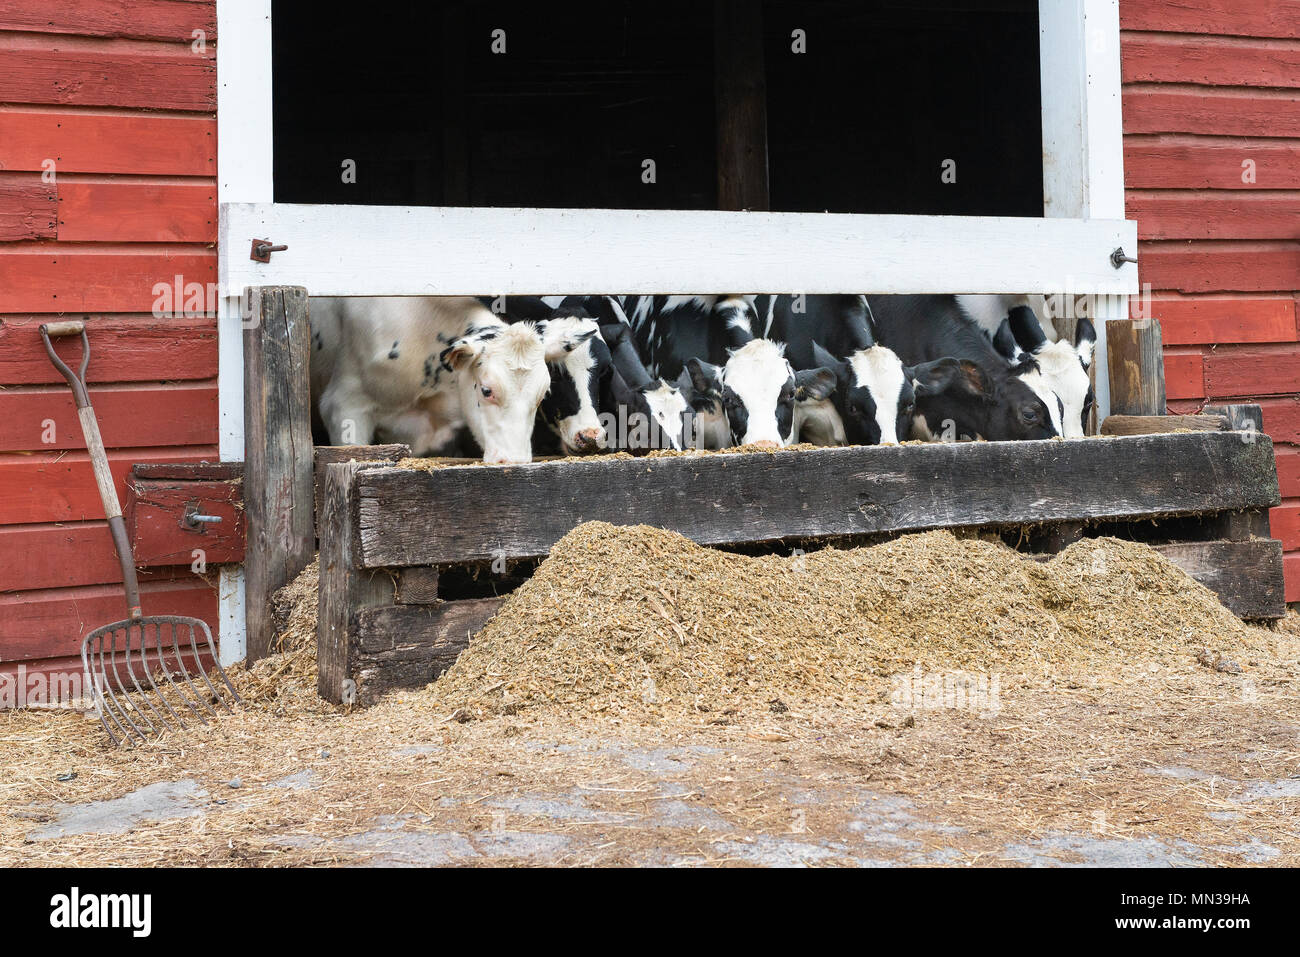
(40, 320, 243, 746)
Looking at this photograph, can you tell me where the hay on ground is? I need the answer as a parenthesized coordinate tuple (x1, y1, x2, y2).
(225, 557, 331, 715)
(427, 523, 1267, 719)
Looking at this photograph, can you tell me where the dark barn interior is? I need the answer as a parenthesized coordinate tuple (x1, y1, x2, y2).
(272, 0, 1043, 217)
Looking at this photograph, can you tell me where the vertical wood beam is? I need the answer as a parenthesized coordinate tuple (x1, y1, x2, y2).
(318, 462, 396, 704)
(1107, 317, 1166, 416)
(714, 0, 769, 211)
(243, 285, 315, 663)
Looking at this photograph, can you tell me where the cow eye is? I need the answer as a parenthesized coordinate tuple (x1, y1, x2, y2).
(1021, 406, 1040, 423)
(480, 385, 493, 398)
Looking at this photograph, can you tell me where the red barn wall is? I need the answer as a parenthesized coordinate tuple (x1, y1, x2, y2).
(1, 1, 1295, 705)
(1121, 0, 1300, 602)
(0, 0, 221, 704)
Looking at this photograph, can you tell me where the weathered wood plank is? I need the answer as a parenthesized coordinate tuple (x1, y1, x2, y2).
(313, 444, 410, 536)
(0, 46, 214, 112)
(356, 433, 1282, 567)
(1152, 539, 1286, 620)
(0, 109, 215, 176)
(352, 597, 506, 704)
(0, 315, 218, 386)
(1107, 318, 1167, 416)
(317, 462, 395, 705)
(0, 247, 216, 313)
(132, 462, 243, 482)
(1100, 414, 1227, 436)
(0, 175, 56, 240)
(1203, 347, 1300, 399)
(244, 286, 314, 663)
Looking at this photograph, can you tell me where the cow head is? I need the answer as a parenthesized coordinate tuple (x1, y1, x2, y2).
(440, 321, 581, 464)
(678, 362, 730, 450)
(535, 311, 609, 454)
(1006, 306, 1096, 439)
(812, 340, 938, 446)
(714, 339, 835, 448)
(607, 369, 690, 451)
(908, 357, 1058, 442)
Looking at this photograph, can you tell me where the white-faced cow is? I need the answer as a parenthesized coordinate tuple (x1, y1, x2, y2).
(620, 295, 835, 448)
(869, 295, 1059, 442)
(311, 296, 597, 463)
(477, 296, 611, 455)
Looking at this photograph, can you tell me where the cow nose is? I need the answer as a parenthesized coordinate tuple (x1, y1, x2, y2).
(570, 428, 605, 453)
(748, 439, 779, 450)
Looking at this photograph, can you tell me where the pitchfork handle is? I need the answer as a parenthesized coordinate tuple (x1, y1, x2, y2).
(39, 321, 143, 620)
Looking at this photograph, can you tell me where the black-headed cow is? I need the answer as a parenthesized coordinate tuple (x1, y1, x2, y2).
(757, 294, 961, 447)
(869, 295, 1059, 442)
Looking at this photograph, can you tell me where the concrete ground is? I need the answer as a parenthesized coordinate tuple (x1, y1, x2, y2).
(8, 675, 1299, 867)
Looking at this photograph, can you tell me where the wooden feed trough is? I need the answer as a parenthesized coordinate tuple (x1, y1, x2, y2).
(316, 428, 1285, 706)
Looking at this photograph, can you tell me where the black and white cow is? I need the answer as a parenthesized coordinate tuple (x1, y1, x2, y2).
(478, 296, 611, 454)
(619, 295, 835, 448)
(997, 305, 1096, 439)
(958, 295, 1095, 438)
(311, 296, 598, 463)
(595, 319, 689, 452)
(869, 295, 1059, 442)
(544, 295, 698, 451)
(754, 294, 964, 446)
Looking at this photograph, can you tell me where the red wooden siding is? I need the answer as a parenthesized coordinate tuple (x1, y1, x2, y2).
(0, 1, 220, 706)
(1122, 0, 1300, 603)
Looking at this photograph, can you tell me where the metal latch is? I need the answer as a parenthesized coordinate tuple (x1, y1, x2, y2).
(250, 238, 288, 263)
(181, 503, 223, 532)
(1110, 247, 1138, 269)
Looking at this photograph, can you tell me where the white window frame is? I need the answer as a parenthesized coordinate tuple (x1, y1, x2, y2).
(215, 0, 1134, 661)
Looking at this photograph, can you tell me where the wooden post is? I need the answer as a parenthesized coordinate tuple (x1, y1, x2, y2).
(1106, 317, 1166, 416)
(243, 285, 315, 663)
(714, 0, 769, 211)
(317, 462, 395, 704)
(313, 443, 410, 536)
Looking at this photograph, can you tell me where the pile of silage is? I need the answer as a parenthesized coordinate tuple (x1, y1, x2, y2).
(226, 556, 332, 714)
(426, 522, 1264, 718)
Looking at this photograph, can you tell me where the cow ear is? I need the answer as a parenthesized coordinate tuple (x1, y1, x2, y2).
(608, 366, 640, 407)
(908, 357, 962, 397)
(686, 358, 722, 397)
(598, 322, 629, 349)
(956, 359, 994, 398)
(1008, 305, 1047, 353)
(991, 317, 1020, 361)
(811, 341, 849, 383)
(537, 316, 599, 361)
(440, 336, 485, 372)
(1074, 316, 1097, 369)
(795, 367, 837, 402)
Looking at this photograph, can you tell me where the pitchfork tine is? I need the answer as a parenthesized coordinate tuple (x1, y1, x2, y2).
(168, 620, 210, 724)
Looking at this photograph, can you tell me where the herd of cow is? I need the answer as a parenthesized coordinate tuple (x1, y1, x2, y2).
(308, 293, 1097, 464)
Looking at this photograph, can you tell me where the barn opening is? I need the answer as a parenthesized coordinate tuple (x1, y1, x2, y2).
(271, 0, 1043, 217)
